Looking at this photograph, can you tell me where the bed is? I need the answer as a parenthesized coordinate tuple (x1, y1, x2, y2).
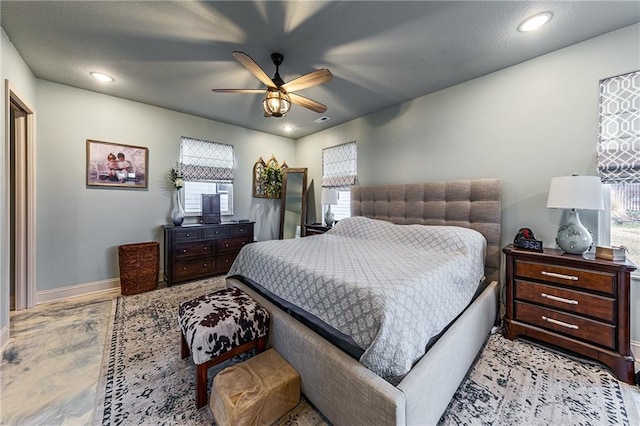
(226, 179, 501, 425)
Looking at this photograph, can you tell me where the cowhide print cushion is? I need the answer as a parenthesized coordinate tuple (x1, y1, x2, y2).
(178, 287, 269, 365)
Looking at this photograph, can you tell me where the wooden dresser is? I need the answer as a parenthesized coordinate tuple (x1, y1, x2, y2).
(163, 222, 254, 286)
(502, 244, 636, 384)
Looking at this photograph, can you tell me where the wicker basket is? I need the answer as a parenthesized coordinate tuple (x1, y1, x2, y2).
(118, 241, 159, 295)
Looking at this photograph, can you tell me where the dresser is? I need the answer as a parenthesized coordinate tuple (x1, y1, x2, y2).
(502, 244, 636, 384)
(164, 222, 254, 286)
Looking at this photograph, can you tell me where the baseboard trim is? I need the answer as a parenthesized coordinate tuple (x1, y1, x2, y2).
(35, 270, 165, 305)
(632, 340, 640, 372)
(0, 325, 8, 353)
(36, 278, 122, 304)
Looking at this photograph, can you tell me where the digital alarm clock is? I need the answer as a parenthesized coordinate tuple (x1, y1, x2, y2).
(513, 228, 544, 252)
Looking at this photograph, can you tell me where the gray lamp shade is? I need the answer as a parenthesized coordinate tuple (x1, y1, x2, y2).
(546, 175, 603, 254)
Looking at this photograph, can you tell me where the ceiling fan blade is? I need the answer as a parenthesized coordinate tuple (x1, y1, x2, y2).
(212, 89, 265, 94)
(289, 93, 328, 113)
(281, 69, 332, 93)
(232, 51, 276, 89)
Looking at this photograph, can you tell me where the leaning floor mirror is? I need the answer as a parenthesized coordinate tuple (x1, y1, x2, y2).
(279, 168, 308, 239)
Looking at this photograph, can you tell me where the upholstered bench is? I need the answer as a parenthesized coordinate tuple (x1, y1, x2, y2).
(210, 348, 301, 426)
(178, 287, 269, 408)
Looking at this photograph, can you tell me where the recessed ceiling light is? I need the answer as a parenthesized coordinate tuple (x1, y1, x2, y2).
(282, 125, 293, 132)
(518, 11, 553, 32)
(90, 72, 115, 83)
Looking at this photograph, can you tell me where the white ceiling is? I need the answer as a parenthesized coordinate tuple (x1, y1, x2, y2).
(1, 1, 639, 139)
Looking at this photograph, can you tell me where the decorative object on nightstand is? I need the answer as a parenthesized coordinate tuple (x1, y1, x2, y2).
(322, 188, 338, 227)
(502, 244, 637, 384)
(546, 175, 604, 254)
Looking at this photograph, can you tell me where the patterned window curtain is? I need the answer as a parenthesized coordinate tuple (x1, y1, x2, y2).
(179, 137, 235, 182)
(597, 71, 640, 184)
(322, 141, 357, 189)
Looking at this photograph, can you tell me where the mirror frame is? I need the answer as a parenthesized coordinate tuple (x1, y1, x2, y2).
(279, 167, 308, 239)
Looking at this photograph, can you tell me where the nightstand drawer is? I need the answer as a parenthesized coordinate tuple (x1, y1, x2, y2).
(173, 242, 214, 259)
(515, 260, 615, 295)
(515, 301, 615, 349)
(514, 280, 615, 323)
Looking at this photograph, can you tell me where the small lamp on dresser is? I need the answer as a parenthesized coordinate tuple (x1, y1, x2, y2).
(546, 175, 604, 254)
(321, 188, 338, 227)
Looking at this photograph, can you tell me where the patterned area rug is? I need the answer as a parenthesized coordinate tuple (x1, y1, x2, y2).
(94, 277, 639, 425)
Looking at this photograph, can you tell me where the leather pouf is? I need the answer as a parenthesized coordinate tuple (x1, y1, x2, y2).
(210, 349, 300, 426)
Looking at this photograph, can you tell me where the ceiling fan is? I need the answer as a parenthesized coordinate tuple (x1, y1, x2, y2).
(213, 51, 332, 118)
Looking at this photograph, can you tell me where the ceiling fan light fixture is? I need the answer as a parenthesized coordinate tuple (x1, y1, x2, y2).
(263, 89, 291, 117)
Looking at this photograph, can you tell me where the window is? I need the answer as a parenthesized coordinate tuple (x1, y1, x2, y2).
(180, 137, 234, 215)
(322, 142, 357, 222)
(597, 71, 640, 267)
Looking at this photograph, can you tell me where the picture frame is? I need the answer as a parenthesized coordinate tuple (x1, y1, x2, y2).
(86, 139, 148, 188)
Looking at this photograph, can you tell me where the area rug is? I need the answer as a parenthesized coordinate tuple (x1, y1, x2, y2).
(95, 277, 639, 425)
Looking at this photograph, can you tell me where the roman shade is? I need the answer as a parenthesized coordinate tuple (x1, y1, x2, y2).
(597, 71, 640, 184)
(322, 141, 357, 188)
(180, 137, 235, 182)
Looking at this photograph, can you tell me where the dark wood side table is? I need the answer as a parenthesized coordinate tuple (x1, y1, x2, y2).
(304, 223, 332, 236)
(502, 244, 637, 384)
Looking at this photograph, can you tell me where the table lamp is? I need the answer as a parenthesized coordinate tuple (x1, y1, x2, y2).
(321, 188, 338, 227)
(546, 175, 604, 254)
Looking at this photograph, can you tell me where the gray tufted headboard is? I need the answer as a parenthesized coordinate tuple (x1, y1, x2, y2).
(351, 179, 502, 283)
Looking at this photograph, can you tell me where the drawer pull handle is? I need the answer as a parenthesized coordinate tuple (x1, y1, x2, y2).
(542, 316, 579, 330)
(541, 293, 578, 305)
(225, 243, 229, 248)
(541, 271, 578, 281)
(182, 249, 187, 253)
(203, 246, 207, 250)
(186, 233, 190, 237)
(203, 263, 207, 267)
(240, 228, 244, 232)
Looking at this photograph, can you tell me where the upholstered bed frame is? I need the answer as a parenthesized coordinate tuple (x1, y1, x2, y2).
(227, 178, 502, 425)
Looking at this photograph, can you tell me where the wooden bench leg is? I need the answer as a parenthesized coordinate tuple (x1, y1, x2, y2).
(196, 362, 209, 409)
(181, 333, 190, 359)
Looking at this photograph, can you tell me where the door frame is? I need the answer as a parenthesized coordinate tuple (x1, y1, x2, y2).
(4, 80, 36, 314)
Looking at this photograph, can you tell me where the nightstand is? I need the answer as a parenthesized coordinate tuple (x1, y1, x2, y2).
(304, 223, 332, 236)
(502, 244, 637, 384)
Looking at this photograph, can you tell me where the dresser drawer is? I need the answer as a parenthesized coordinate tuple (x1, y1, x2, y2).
(217, 237, 251, 252)
(173, 242, 214, 259)
(203, 226, 228, 239)
(515, 301, 616, 349)
(216, 252, 240, 271)
(173, 227, 202, 242)
(229, 224, 252, 237)
(174, 257, 214, 278)
(514, 280, 615, 323)
(515, 260, 615, 295)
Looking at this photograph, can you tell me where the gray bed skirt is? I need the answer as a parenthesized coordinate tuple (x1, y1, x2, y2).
(227, 277, 499, 426)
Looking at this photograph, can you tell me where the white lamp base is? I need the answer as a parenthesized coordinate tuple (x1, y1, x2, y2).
(556, 209, 593, 254)
(324, 205, 335, 227)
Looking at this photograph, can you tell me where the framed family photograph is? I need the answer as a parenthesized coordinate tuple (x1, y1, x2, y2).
(86, 139, 149, 188)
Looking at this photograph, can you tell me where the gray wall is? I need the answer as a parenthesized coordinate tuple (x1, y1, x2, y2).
(296, 24, 640, 339)
(35, 81, 295, 291)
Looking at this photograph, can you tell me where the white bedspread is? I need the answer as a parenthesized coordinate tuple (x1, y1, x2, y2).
(228, 216, 486, 384)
